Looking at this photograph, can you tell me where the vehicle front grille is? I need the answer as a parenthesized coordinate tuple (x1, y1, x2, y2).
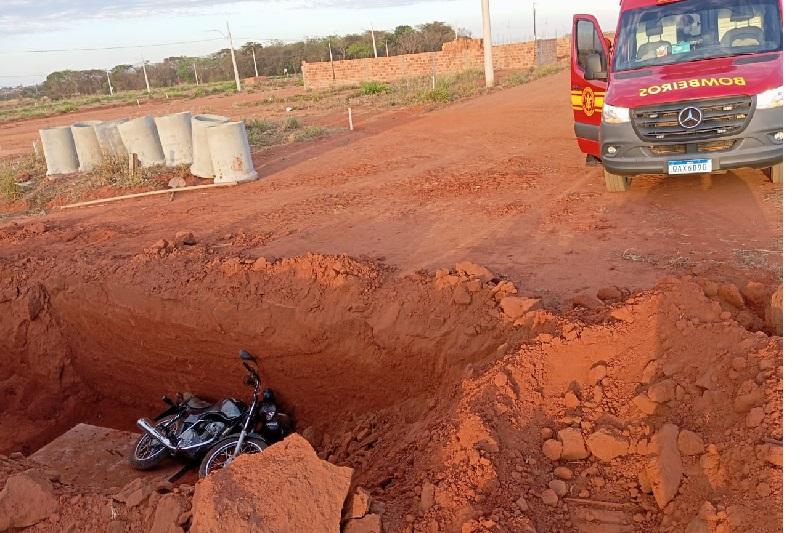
(632, 96, 753, 143)
(648, 139, 738, 156)
(650, 144, 686, 156)
(698, 139, 737, 153)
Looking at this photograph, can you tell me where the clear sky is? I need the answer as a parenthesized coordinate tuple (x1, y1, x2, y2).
(0, 0, 621, 87)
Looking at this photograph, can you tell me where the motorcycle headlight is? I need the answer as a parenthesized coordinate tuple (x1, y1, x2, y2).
(603, 104, 631, 124)
(756, 86, 783, 110)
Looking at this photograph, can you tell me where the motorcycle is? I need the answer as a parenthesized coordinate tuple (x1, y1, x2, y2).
(130, 349, 292, 478)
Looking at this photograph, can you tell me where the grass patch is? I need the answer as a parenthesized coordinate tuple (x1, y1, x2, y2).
(421, 87, 453, 103)
(0, 155, 46, 202)
(245, 118, 328, 149)
(361, 81, 391, 95)
(290, 126, 328, 142)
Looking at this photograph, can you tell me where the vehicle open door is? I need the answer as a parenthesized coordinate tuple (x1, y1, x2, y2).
(571, 15, 610, 160)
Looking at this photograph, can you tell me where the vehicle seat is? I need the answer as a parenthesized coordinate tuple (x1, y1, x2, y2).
(186, 397, 213, 410)
(580, 52, 606, 79)
(638, 20, 671, 60)
(721, 26, 764, 48)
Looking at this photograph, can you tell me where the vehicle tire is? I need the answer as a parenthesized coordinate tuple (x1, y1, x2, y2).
(604, 169, 632, 192)
(768, 163, 783, 184)
(199, 435, 269, 478)
(129, 415, 179, 471)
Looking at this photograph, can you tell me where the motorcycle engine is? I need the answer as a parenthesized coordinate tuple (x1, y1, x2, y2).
(177, 421, 225, 448)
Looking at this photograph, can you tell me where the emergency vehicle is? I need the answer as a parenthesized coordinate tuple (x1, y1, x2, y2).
(572, 0, 783, 192)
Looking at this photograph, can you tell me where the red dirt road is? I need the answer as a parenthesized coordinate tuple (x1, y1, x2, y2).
(3, 70, 781, 304)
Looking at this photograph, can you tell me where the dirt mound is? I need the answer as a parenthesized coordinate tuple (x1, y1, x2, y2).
(191, 434, 352, 533)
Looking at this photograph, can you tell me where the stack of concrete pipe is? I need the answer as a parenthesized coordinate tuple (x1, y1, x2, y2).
(38, 111, 258, 183)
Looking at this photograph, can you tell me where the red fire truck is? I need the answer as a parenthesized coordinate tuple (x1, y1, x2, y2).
(571, 0, 783, 192)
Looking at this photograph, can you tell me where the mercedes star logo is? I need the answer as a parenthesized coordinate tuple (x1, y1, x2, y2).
(678, 106, 703, 129)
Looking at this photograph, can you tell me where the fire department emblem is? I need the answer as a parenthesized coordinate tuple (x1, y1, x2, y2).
(582, 86, 596, 116)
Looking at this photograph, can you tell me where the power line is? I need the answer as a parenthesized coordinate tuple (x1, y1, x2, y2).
(0, 37, 226, 55)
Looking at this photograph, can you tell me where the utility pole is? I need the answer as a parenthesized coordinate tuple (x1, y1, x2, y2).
(142, 56, 151, 93)
(328, 41, 336, 81)
(227, 21, 242, 92)
(385, 41, 389, 57)
(533, 2, 538, 41)
(252, 48, 259, 78)
(193, 63, 199, 85)
(106, 70, 114, 95)
(482, 0, 495, 88)
(371, 25, 378, 58)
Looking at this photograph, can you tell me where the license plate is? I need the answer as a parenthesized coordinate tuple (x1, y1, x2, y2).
(668, 159, 713, 175)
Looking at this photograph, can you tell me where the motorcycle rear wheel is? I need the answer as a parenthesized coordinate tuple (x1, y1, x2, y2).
(129, 415, 179, 471)
(199, 435, 269, 478)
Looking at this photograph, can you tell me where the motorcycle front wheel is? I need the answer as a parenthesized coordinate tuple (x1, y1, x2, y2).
(129, 415, 180, 471)
(199, 435, 269, 478)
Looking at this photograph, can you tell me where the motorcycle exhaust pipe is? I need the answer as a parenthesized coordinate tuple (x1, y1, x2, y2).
(136, 418, 176, 450)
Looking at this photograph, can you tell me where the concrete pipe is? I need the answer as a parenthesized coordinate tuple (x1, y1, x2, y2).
(190, 114, 228, 178)
(71, 121, 104, 172)
(155, 111, 193, 167)
(117, 116, 165, 167)
(94, 119, 129, 158)
(207, 121, 258, 183)
(39, 126, 79, 175)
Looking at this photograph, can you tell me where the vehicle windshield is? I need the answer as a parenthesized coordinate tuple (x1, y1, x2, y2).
(614, 0, 782, 72)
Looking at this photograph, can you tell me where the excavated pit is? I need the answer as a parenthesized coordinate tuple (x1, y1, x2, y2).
(0, 249, 532, 455)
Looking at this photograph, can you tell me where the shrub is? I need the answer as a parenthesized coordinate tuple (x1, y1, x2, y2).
(422, 87, 452, 103)
(361, 81, 391, 95)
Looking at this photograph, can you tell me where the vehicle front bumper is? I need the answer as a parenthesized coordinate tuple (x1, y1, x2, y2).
(600, 107, 783, 176)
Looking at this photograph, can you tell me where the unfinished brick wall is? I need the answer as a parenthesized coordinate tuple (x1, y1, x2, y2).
(301, 38, 560, 90)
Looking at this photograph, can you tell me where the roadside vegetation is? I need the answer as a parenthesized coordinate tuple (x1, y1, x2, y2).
(245, 117, 329, 149)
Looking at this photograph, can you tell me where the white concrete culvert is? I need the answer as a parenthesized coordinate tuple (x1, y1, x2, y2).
(207, 120, 258, 183)
(71, 121, 105, 172)
(39, 126, 80, 175)
(190, 114, 229, 178)
(117, 116, 165, 167)
(155, 111, 193, 167)
(94, 119, 129, 158)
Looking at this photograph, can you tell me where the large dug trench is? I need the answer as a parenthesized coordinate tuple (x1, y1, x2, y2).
(0, 237, 784, 532)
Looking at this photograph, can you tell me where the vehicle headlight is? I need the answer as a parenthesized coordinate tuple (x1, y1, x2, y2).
(756, 86, 782, 109)
(602, 104, 631, 124)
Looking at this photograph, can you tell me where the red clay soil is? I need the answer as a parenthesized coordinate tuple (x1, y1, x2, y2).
(0, 69, 782, 532)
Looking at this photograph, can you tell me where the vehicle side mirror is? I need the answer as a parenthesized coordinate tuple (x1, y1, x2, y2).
(240, 349, 255, 361)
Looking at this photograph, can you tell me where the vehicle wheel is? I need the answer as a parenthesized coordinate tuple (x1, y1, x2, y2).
(604, 169, 632, 192)
(199, 435, 269, 478)
(129, 415, 179, 471)
(767, 163, 783, 184)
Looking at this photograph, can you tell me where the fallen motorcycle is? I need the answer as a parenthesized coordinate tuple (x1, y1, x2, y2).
(130, 349, 292, 478)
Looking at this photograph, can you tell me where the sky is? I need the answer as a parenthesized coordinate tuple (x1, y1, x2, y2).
(0, 0, 621, 87)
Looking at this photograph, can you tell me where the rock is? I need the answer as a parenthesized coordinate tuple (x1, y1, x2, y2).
(500, 297, 539, 320)
(564, 391, 580, 409)
(420, 482, 436, 512)
(344, 487, 371, 520)
(541, 489, 559, 506)
(638, 470, 652, 494)
(640, 361, 659, 384)
(558, 428, 589, 461)
(493, 372, 508, 388)
(0, 470, 59, 531)
(677, 430, 704, 456)
(746, 407, 765, 428)
(174, 231, 196, 246)
(149, 494, 185, 533)
(703, 281, 719, 297)
(733, 381, 763, 413)
(767, 285, 782, 335)
(571, 292, 603, 310)
(343, 513, 382, 533)
(586, 429, 629, 462)
(632, 393, 658, 415)
(113, 478, 154, 508)
(718, 283, 745, 309)
(454, 261, 494, 281)
(540, 428, 554, 440)
(190, 434, 352, 533)
(610, 306, 634, 323)
(647, 379, 676, 403)
(597, 287, 623, 302)
(553, 467, 573, 480)
(588, 364, 607, 384)
(168, 176, 187, 189)
(542, 439, 563, 461)
(759, 444, 782, 467)
(515, 496, 529, 512)
(475, 436, 499, 454)
(150, 239, 169, 251)
(548, 479, 568, 497)
(731, 357, 747, 371)
(645, 424, 682, 509)
(452, 285, 472, 305)
(252, 257, 269, 272)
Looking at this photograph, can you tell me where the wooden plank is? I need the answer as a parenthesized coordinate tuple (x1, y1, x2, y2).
(59, 182, 238, 210)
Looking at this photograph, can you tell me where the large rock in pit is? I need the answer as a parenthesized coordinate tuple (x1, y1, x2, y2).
(0, 470, 59, 530)
(190, 434, 353, 533)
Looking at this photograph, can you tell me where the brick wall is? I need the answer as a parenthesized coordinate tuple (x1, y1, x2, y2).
(301, 38, 558, 90)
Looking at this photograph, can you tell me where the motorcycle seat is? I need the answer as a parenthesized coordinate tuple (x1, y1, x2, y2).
(186, 397, 213, 410)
